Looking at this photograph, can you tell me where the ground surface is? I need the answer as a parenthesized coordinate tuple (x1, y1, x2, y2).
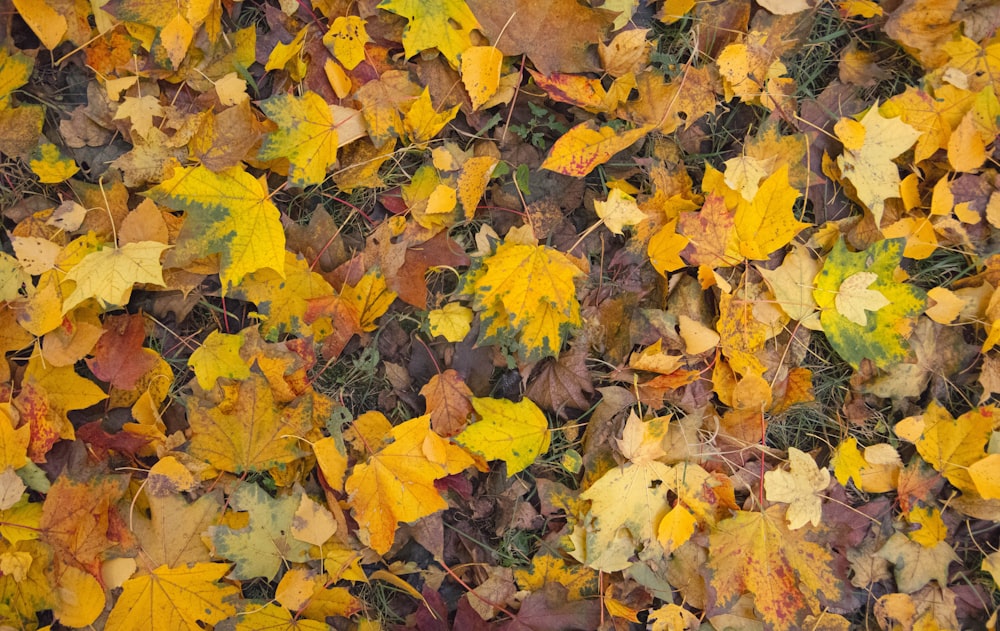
(0, 0, 999, 629)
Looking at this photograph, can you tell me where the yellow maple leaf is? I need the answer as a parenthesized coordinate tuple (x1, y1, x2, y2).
(20, 351, 108, 442)
(258, 92, 341, 187)
(595, 188, 648, 235)
(906, 505, 947, 547)
(341, 268, 397, 332)
(113, 95, 165, 139)
(354, 70, 422, 148)
(186, 374, 314, 474)
(232, 602, 331, 631)
(378, 0, 479, 66)
(230, 253, 336, 338)
(542, 122, 652, 177)
(403, 88, 460, 143)
(732, 165, 808, 260)
(572, 457, 674, 571)
(62, 241, 168, 314)
(834, 271, 891, 326)
(830, 437, 900, 493)
(894, 401, 993, 494)
(455, 397, 551, 476)
(472, 241, 583, 359)
(834, 105, 922, 226)
(647, 218, 689, 275)
(186, 330, 251, 390)
(265, 26, 307, 80)
(763, 447, 831, 530)
(323, 16, 371, 70)
(428, 302, 473, 342)
(708, 507, 843, 631)
(147, 165, 286, 289)
(346, 415, 473, 554)
(105, 562, 239, 631)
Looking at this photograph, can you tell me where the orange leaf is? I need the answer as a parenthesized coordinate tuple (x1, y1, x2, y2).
(346, 416, 473, 553)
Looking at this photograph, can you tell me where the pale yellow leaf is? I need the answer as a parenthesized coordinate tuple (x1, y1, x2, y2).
(62, 242, 168, 313)
(834, 272, 890, 326)
(595, 188, 647, 235)
(763, 447, 830, 529)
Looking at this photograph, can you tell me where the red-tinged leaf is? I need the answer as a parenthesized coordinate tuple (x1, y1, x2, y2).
(528, 69, 608, 111)
(40, 475, 129, 579)
(706, 507, 844, 631)
(77, 420, 151, 458)
(85, 314, 157, 391)
(415, 586, 450, 631)
(501, 583, 601, 631)
(16, 381, 60, 463)
(392, 231, 471, 309)
(304, 294, 362, 359)
(541, 122, 651, 177)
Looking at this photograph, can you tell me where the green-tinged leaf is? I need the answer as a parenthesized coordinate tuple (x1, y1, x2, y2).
(258, 91, 339, 187)
(146, 165, 285, 289)
(471, 241, 583, 360)
(813, 238, 925, 368)
(455, 397, 551, 476)
(208, 485, 311, 580)
(377, 0, 479, 66)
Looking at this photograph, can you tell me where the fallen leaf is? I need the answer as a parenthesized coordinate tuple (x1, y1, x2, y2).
(346, 415, 473, 554)
(105, 563, 239, 631)
(420, 369, 474, 436)
(595, 188, 647, 235)
(834, 106, 922, 226)
(456, 397, 550, 475)
(707, 507, 843, 631)
(472, 241, 583, 360)
(876, 532, 958, 593)
(813, 238, 926, 369)
(209, 484, 312, 580)
(541, 122, 651, 177)
(764, 448, 831, 529)
(186, 374, 314, 474)
(469, 0, 615, 75)
(258, 92, 341, 188)
(379, 0, 479, 66)
(147, 165, 286, 289)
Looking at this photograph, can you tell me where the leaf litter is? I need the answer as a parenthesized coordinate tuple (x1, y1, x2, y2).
(0, 0, 999, 629)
